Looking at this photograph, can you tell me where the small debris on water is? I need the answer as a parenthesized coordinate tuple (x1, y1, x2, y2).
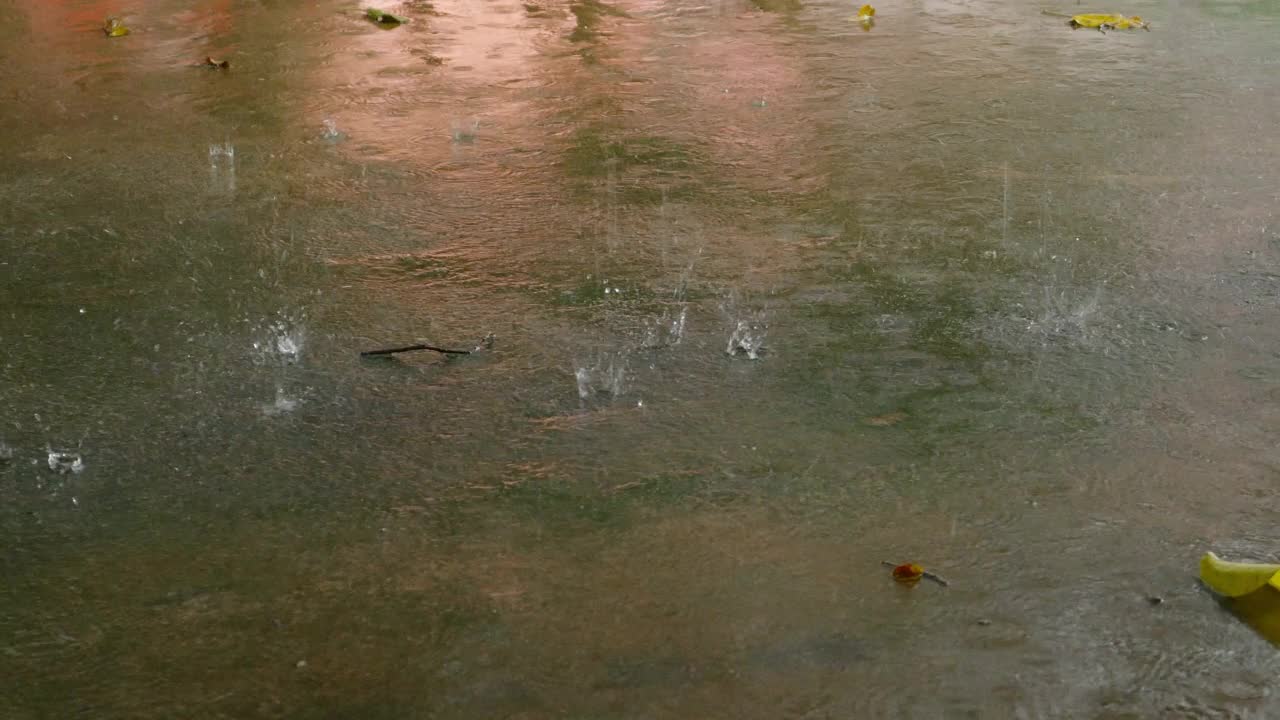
(1065, 13, 1149, 32)
(865, 412, 907, 427)
(882, 560, 949, 587)
(296, 659, 308, 669)
(1146, 595, 1164, 606)
(856, 4, 875, 27)
(891, 562, 925, 583)
(103, 17, 129, 37)
(976, 618, 993, 626)
(365, 8, 406, 25)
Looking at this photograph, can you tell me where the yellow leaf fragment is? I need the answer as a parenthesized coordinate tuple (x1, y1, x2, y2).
(104, 17, 129, 37)
(892, 563, 924, 583)
(1068, 13, 1149, 31)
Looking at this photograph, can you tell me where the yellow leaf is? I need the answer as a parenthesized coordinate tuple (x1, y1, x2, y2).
(892, 562, 924, 583)
(1068, 13, 1148, 31)
(103, 17, 129, 37)
(1200, 552, 1280, 598)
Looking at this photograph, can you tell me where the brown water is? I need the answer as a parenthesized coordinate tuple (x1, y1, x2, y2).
(3, 0, 1280, 717)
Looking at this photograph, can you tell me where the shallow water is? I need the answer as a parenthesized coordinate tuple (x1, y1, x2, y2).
(3, 0, 1280, 717)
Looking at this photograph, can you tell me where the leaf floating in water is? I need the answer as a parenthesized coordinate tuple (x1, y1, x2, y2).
(205, 57, 230, 69)
(892, 563, 924, 583)
(883, 560, 950, 586)
(1067, 13, 1149, 31)
(103, 17, 129, 37)
(1200, 552, 1280, 644)
(366, 8, 406, 25)
(856, 3, 875, 29)
(865, 411, 906, 427)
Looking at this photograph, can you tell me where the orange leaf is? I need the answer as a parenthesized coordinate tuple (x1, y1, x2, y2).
(892, 563, 924, 582)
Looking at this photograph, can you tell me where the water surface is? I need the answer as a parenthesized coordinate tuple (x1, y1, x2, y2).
(3, 0, 1280, 717)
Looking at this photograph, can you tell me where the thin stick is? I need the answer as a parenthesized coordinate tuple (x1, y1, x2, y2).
(361, 343, 471, 357)
(360, 333, 494, 358)
(881, 560, 950, 587)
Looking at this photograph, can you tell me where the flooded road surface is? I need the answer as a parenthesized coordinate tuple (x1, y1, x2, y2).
(3, 0, 1280, 716)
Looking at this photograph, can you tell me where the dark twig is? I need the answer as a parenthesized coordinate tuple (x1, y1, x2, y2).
(360, 333, 494, 357)
(361, 344, 469, 357)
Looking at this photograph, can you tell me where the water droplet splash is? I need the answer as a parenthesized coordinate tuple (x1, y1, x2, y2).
(261, 386, 302, 416)
(575, 353, 629, 401)
(252, 315, 306, 365)
(46, 448, 84, 474)
(208, 141, 236, 192)
(727, 312, 768, 360)
(642, 307, 688, 349)
(321, 118, 346, 142)
(450, 118, 479, 144)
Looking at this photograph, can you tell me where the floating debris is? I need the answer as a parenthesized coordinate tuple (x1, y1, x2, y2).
(1199, 551, 1280, 643)
(857, 3, 875, 27)
(1068, 13, 1148, 31)
(46, 449, 85, 474)
(865, 411, 907, 427)
(204, 56, 230, 69)
(366, 8, 406, 25)
(882, 560, 949, 587)
(104, 17, 129, 37)
(0, 441, 14, 463)
(361, 333, 494, 357)
(891, 562, 924, 583)
(1042, 10, 1149, 32)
